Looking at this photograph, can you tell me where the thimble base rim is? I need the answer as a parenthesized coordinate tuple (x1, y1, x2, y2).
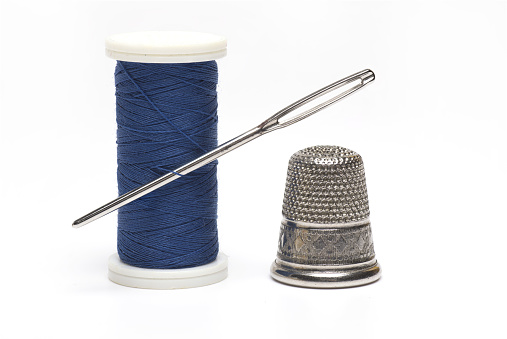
(270, 259, 381, 288)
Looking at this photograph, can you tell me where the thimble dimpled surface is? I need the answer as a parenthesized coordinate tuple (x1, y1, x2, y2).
(283, 146, 369, 224)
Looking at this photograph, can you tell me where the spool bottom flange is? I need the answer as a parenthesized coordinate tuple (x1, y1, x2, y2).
(108, 252, 228, 289)
(270, 258, 381, 288)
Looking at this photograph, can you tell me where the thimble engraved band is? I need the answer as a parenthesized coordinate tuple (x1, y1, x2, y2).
(271, 146, 381, 288)
(276, 217, 375, 266)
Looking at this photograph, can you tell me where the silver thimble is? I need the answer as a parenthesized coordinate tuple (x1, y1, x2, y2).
(271, 146, 381, 288)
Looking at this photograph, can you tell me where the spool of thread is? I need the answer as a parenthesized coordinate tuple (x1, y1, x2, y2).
(105, 31, 228, 289)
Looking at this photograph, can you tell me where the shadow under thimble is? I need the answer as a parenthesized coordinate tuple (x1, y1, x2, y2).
(271, 146, 381, 288)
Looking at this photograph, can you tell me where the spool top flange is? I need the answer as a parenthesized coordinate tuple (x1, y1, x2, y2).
(105, 31, 227, 63)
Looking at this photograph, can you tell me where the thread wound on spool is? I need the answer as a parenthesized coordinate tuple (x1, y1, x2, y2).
(115, 60, 219, 269)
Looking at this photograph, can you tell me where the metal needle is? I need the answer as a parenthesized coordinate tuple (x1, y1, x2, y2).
(72, 69, 375, 228)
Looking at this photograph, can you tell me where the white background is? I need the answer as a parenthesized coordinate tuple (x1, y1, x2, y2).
(1, 0, 506, 338)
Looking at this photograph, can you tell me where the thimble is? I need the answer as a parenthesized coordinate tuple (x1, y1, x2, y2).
(271, 146, 381, 288)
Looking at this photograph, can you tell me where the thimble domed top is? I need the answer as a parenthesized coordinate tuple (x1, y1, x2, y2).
(282, 145, 370, 224)
(296, 145, 362, 166)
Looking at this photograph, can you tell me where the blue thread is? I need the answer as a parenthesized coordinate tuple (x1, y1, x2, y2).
(115, 60, 219, 269)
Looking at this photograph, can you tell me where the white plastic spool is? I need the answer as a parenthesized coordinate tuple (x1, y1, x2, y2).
(106, 31, 228, 289)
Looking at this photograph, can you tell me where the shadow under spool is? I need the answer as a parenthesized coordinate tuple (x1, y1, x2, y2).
(105, 31, 228, 289)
